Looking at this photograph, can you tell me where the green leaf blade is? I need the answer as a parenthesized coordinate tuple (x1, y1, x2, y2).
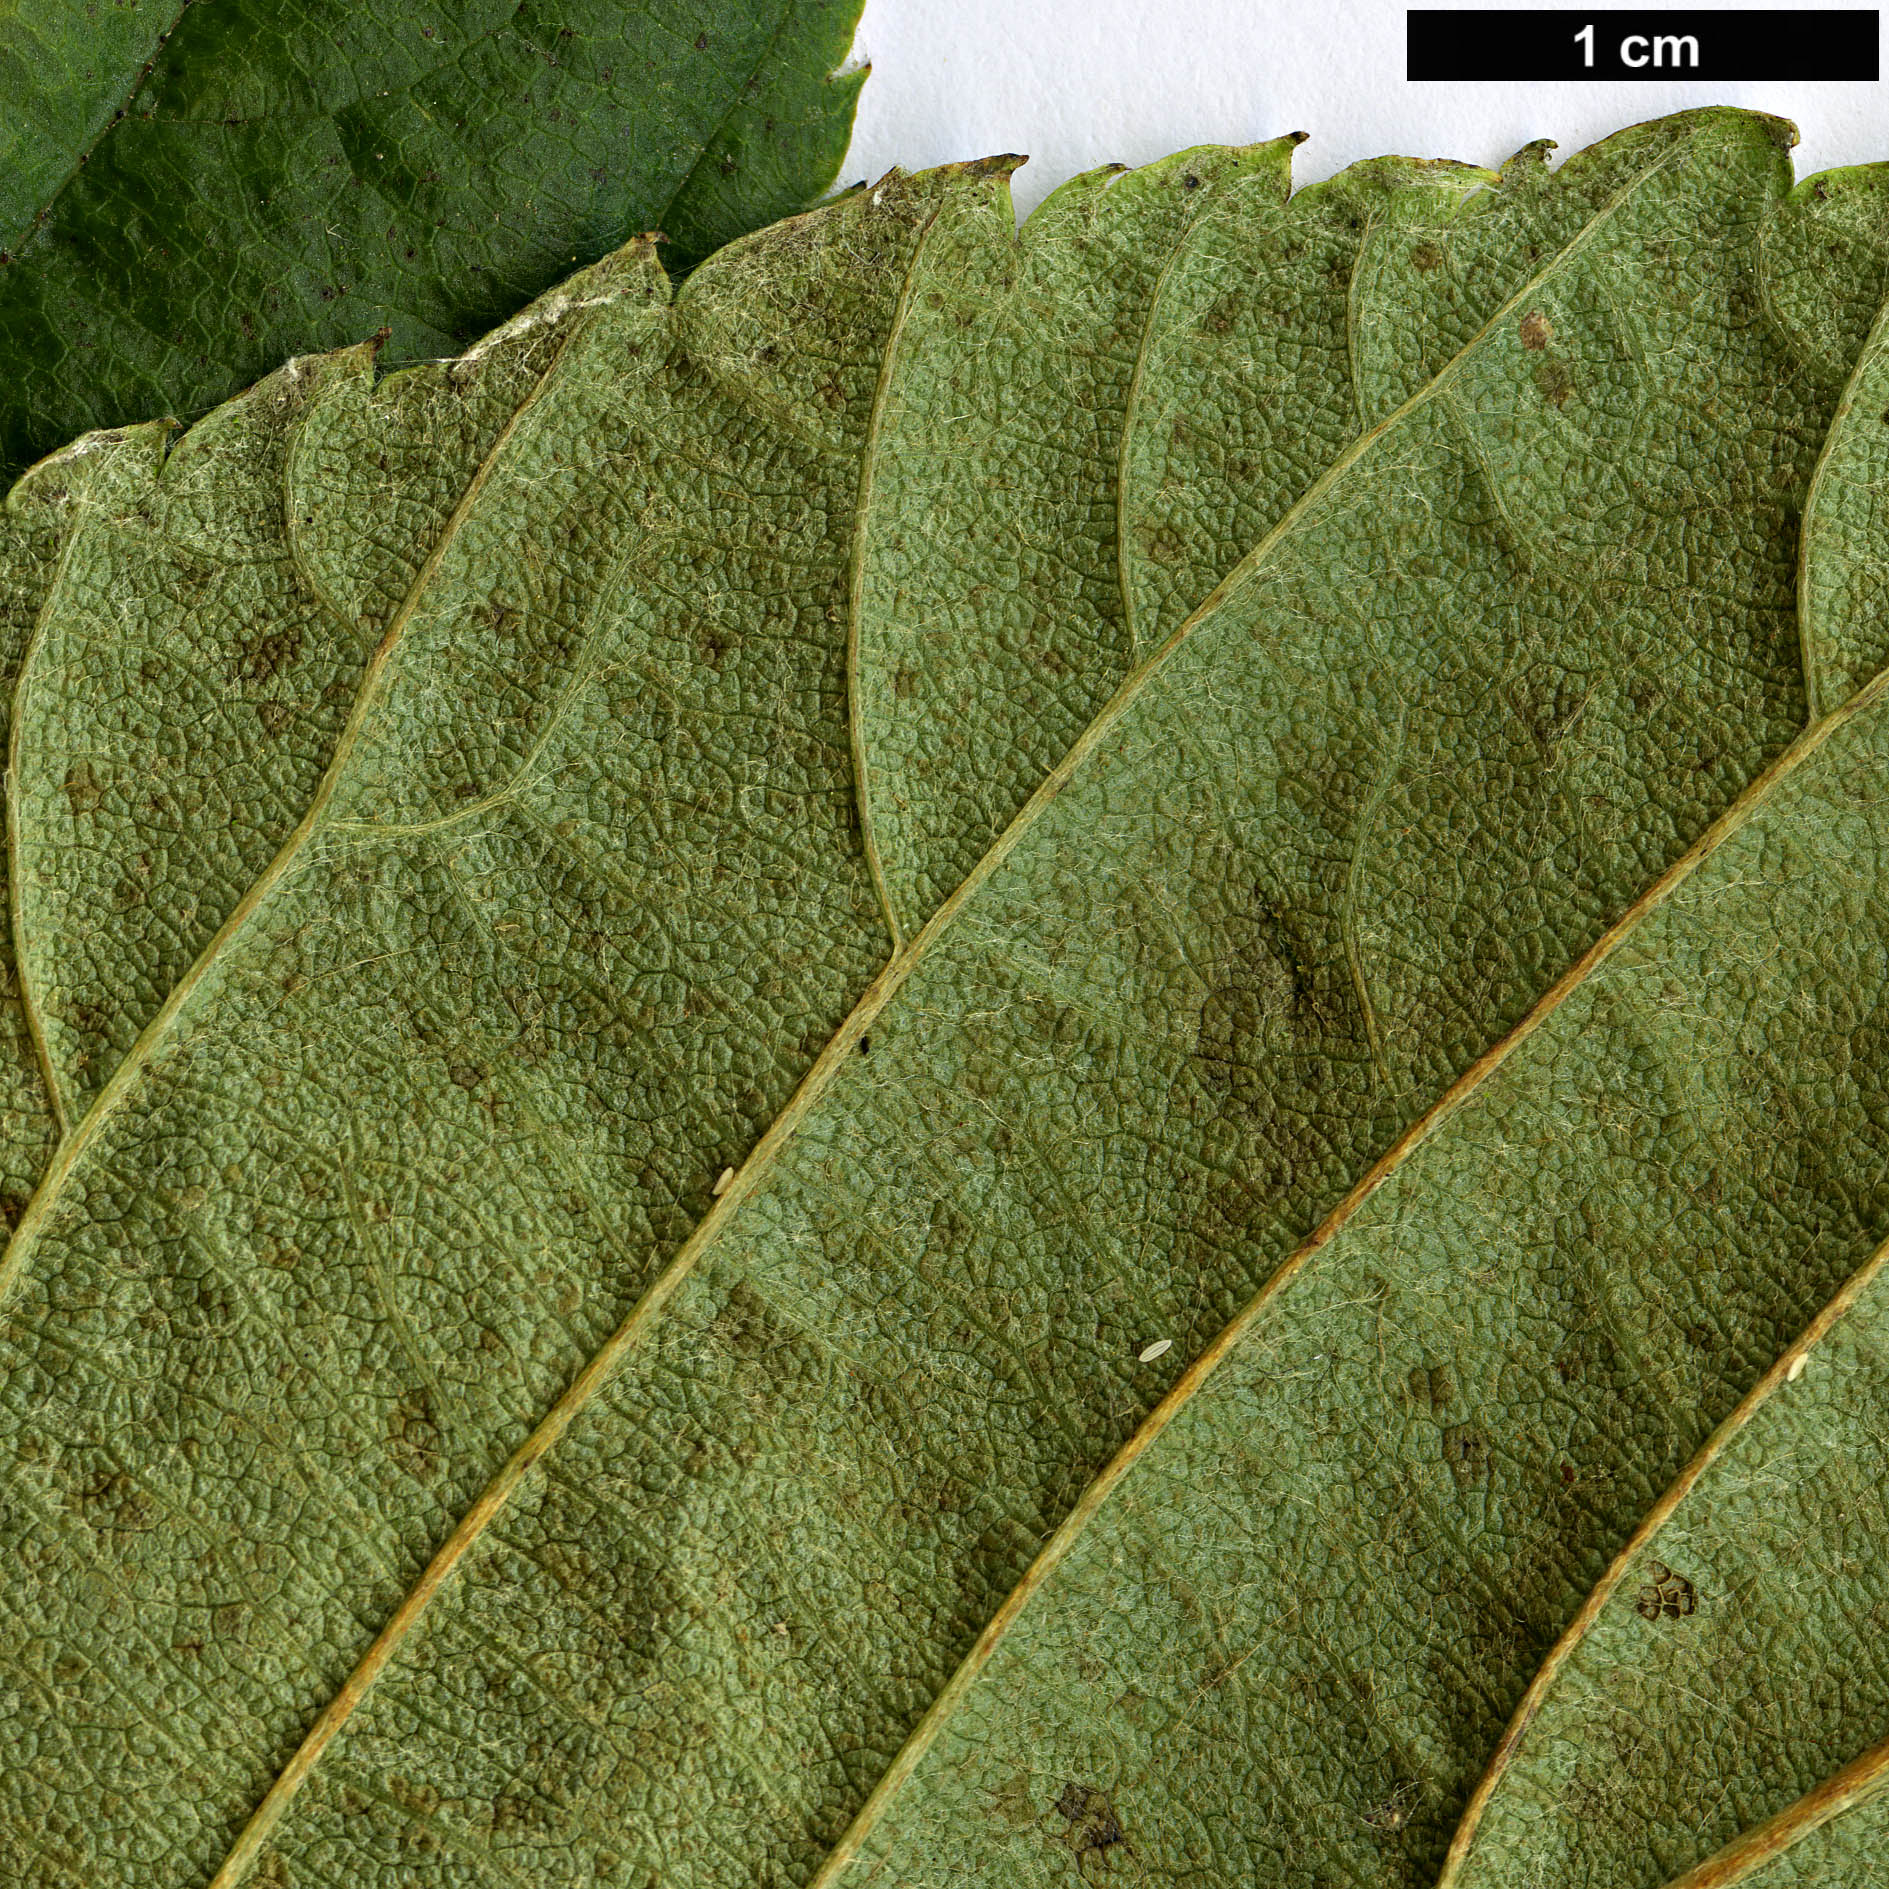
(0, 435, 123, 1212)
(657, 0, 869, 268)
(0, 0, 181, 256)
(851, 139, 1293, 933)
(1118, 151, 1490, 656)
(179, 109, 1865, 1889)
(0, 0, 867, 478)
(9, 369, 372, 1119)
(1442, 1241, 1889, 1889)
(1799, 302, 1889, 718)
(0, 172, 956, 1886)
(818, 608, 1889, 1889)
(9, 106, 1889, 1889)
(7, 235, 659, 1126)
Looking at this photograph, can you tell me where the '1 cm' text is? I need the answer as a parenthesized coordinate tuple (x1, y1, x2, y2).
(1574, 22, 1701, 64)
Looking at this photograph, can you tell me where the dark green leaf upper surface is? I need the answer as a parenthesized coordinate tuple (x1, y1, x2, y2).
(0, 0, 866, 478)
(0, 0, 180, 255)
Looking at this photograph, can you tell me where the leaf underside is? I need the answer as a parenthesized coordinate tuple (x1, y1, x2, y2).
(4, 106, 1889, 1889)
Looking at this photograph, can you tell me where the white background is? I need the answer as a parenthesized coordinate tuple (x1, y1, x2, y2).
(842, 0, 1886, 219)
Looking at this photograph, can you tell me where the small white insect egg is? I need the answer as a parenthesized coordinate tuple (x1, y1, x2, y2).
(1787, 1352, 1809, 1383)
(1138, 1339, 1173, 1363)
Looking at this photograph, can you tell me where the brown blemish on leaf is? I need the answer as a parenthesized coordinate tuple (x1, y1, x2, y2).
(1534, 356, 1575, 409)
(236, 624, 304, 682)
(1362, 1781, 1421, 1831)
(1202, 289, 1243, 334)
(1634, 1560, 1696, 1620)
(72, 1468, 154, 1535)
(1519, 310, 1554, 350)
(61, 761, 102, 816)
(1050, 1783, 1130, 1876)
(386, 1389, 442, 1480)
(1443, 1423, 1491, 1486)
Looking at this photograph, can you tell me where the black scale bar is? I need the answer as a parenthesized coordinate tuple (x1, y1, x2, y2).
(1408, 9, 1879, 79)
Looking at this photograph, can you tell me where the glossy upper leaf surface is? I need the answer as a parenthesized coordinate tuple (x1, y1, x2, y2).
(0, 0, 866, 478)
(0, 0, 179, 253)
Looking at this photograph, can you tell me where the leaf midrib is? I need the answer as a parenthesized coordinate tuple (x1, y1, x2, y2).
(195, 127, 1708, 1884)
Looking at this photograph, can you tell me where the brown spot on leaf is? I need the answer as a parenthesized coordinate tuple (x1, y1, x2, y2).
(387, 1388, 442, 1479)
(388, 1774, 441, 1816)
(237, 624, 303, 682)
(1362, 1781, 1420, 1831)
(1519, 310, 1553, 350)
(1138, 522, 1184, 566)
(72, 1469, 154, 1534)
(1200, 287, 1244, 336)
(1443, 1423, 1490, 1485)
(1635, 1560, 1696, 1620)
(62, 761, 102, 816)
(1051, 1783, 1130, 1876)
(1534, 356, 1575, 409)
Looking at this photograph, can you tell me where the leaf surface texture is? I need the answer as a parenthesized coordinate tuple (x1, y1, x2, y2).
(0, 0, 867, 478)
(3, 105, 1889, 1889)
